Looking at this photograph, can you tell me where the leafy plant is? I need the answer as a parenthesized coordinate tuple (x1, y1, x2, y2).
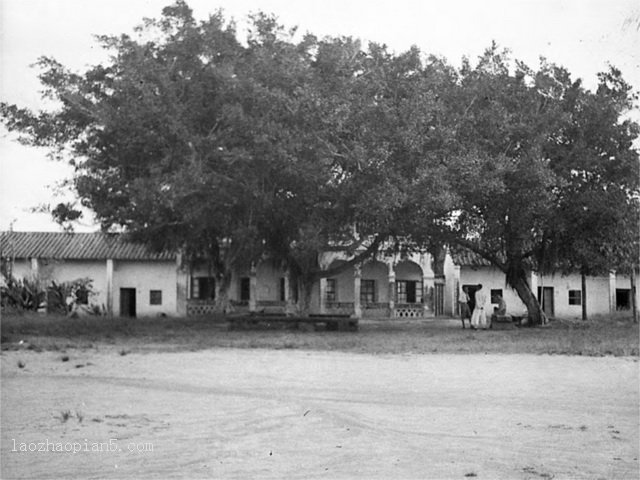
(1, 276, 46, 312)
(46, 278, 95, 314)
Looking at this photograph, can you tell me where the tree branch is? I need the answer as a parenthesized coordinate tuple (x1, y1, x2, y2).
(314, 234, 383, 279)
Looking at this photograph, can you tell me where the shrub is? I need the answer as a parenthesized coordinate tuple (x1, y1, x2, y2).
(1, 276, 46, 312)
(47, 278, 94, 314)
(1, 275, 100, 315)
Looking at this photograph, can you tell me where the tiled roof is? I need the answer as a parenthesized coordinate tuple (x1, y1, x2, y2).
(0, 231, 175, 261)
(450, 249, 493, 267)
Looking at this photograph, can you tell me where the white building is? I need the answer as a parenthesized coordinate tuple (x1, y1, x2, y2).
(444, 250, 639, 319)
(1, 231, 182, 317)
(1, 231, 635, 319)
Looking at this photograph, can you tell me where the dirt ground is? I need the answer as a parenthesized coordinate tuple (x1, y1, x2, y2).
(1, 347, 638, 479)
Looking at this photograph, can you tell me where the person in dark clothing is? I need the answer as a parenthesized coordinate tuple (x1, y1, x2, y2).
(467, 285, 476, 314)
(459, 286, 471, 329)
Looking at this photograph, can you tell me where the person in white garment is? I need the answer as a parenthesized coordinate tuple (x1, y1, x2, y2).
(470, 283, 488, 330)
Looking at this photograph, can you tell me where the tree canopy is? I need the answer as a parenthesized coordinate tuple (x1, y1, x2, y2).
(2, 1, 638, 320)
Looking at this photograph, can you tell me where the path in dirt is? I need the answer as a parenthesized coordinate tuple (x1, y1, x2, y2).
(1, 349, 638, 479)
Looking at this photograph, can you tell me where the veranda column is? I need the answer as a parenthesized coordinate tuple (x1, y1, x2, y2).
(353, 264, 362, 318)
(452, 264, 462, 316)
(421, 253, 435, 317)
(176, 253, 188, 317)
(106, 259, 114, 317)
(284, 270, 294, 315)
(249, 263, 257, 312)
(30, 258, 47, 314)
(388, 262, 396, 315)
(609, 270, 617, 314)
(30, 257, 39, 275)
(423, 274, 434, 317)
(319, 277, 327, 314)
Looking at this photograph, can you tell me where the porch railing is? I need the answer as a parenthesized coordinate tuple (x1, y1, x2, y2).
(393, 303, 425, 318)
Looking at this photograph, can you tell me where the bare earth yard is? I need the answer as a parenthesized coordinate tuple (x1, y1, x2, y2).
(1, 316, 639, 479)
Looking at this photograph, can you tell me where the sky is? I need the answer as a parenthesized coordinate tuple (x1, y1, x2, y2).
(1, 0, 639, 232)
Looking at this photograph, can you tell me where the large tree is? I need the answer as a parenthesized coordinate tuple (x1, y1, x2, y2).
(413, 47, 639, 325)
(246, 33, 453, 309)
(541, 66, 640, 320)
(2, 4, 637, 321)
(0, 3, 445, 312)
(1, 4, 273, 310)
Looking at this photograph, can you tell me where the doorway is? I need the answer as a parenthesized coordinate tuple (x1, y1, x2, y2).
(616, 289, 631, 310)
(397, 280, 420, 304)
(120, 288, 136, 317)
(537, 286, 554, 317)
(239, 277, 251, 303)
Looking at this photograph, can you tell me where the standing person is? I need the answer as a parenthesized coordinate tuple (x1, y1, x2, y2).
(459, 286, 471, 329)
(467, 285, 476, 319)
(490, 294, 507, 329)
(470, 283, 488, 330)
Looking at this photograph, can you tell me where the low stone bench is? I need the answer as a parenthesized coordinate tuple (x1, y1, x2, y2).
(308, 314, 357, 332)
(491, 314, 516, 330)
(228, 314, 358, 332)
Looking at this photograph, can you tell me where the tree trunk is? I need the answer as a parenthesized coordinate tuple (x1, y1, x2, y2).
(631, 272, 638, 323)
(215, 270, 232, 313)
(296, 277, 315, 317)
(581, 271, 588, 321)
(510, 272, 544, 326)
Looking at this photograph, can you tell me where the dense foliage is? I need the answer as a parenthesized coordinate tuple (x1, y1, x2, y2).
(0, 274, 97, 315)
(1, 1, 638, 321)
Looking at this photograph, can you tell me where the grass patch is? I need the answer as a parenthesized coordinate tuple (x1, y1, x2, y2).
(57, 410, 72, 423)
(0, 312, 638, 356)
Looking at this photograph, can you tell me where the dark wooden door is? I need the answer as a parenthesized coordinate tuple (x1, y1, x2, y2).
(406, 281, 416, 303)
(120, 288, 136, 317)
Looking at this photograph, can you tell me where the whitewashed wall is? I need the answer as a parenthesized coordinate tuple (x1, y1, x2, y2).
(539, 274, 611, 318)
(454, 264, 636, 319)
(8, 260, 32, 282)
(443, 254, 458, 316)
(327, 260, 355, 302)
(112, 260, 177, 317)
(361, 260, 389, 303)
(10, 259, 108, 309)
(459, 267, 529, 316)
(256, 262, 284, 302)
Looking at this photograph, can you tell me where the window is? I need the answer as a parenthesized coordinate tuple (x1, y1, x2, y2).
(490, 289, 503, 303)
(397, 281, 408, 303)
(568, 290, 582, 306)
(75, 286, 89, 305)
(397, 280, 422, 304)
(150, 290, 162, 305)
(279, 278, 286, 302)
(192, 277, 215, 300)
(326, 279, 337, 302)
(240, 277, 251, 301)
(361, 279, 376, 303)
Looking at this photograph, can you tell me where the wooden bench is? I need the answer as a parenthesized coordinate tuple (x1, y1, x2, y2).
(228, 314, 358, 332)
(491, 314, 517, 330)
(308, 314, 357, 332)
